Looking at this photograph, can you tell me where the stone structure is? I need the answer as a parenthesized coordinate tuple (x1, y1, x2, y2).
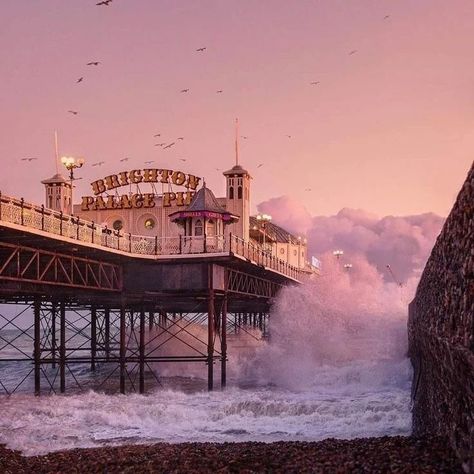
(408, 162, 474, 472)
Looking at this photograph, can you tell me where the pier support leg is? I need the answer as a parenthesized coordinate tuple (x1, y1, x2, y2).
(208, 290, 215, 391)
(34, 298, 41, 396)
(60, 302, 66, 393)
(104, 308, 110, 361)
(120, 304, 126, 394)
(221, 294, 227, 389)
(139, 308, 145, 394)
(51, 302, 56, 369)
(148, 311, 154, 331)
(91, 306, 97, 372)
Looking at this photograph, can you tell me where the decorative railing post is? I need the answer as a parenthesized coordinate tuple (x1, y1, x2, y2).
(179, 234, 182, 254)
(116, 230, 120, 250)
(20, 198, 25, 226)
(76, 217, 80, 240)
(91, 222, 95, 244)
(129, 233, 132, 253)
(154, 235, 158, 255)
(41, 205, 45, 230)
(59, 211, 63, 236)
(104, 226, 108, 247)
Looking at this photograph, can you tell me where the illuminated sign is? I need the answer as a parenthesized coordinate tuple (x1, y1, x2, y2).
(80, 168, 201, 211)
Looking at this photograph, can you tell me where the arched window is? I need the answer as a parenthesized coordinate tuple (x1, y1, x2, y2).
(195, 219, 203, 236)
(229, 186, 234, 199)
(206, 219, 215, 236)
(238, 186, 242, 199)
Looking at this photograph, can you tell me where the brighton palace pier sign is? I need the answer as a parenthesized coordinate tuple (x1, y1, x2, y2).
(80, 168, 201, 211)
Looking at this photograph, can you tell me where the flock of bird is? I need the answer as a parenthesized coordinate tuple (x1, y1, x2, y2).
(20, 1, 392, 186)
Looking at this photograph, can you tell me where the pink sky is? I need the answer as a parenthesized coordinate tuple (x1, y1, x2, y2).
(1, 0, 473, 217)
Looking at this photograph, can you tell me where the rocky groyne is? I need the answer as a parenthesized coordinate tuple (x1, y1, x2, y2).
(408, 162, 474, 472)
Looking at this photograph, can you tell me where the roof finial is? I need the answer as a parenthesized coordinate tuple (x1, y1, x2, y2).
(235, 117, 239, 166)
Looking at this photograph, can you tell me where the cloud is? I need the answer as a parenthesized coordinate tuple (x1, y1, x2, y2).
(257, 196, 445, 283)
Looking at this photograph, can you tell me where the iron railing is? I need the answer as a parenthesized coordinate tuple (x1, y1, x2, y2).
(0, 193, 301, 280)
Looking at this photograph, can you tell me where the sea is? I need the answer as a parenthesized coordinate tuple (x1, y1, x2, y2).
(0, 270, 413, 456)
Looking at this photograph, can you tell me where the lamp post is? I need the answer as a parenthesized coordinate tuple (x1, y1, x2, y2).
(256, 213, 272, 254)
(332, 249, 344, 260)
(343, 263, 353, 271)
(61, 156, 84, 215)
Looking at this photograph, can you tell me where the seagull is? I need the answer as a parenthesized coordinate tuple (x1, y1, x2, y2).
(21, 157, 37, 162)
(179, 158, 187, 162)
(349, 50, 358, 55)
(216, 90, 223, 93)
(257, 163, 264, 168)
(68, 110, 78, 115)
(241, 135, 248, 140)
(177, 137, 184, 141)
(145, 160, 155, 164)
(196, 47, 207, 52)
(286, 135, 292, 138)
(180, 89, 189, 93)
(153, 133, 161, 137)
(96, 0, 112, 5)
(87, 61, 100, 66)
(310, 81, 320, 85)
(305, 188, 312, 192)
(91, 161, 105, 167)
(120, 157, 130, 162)
(384, 15, 390, 20)
(154, 143, 166, 147)
(163, 142, 175, 149)
(76, 77, 84, 83)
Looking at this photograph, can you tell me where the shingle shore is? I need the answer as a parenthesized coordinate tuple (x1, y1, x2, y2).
(0, 436, 461, 473)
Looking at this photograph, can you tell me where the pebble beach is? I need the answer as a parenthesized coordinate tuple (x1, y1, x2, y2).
(0, 436, 461, 473)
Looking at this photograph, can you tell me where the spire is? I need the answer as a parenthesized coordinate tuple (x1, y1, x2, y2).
(235, 118, 239, 166)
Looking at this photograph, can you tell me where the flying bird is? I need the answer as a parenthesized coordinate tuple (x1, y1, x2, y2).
(153, 133, 161, 137)
(310, 81, 320, 85)
(349, 50, 358, 55)
(216, 90, 223, 93)
(91, 161, 105, 167)
(154, 143, 166, 147)
(21, 157, 37, 162)
(179, 158, 187, 162)
(96, 0, 112, 5)
(177, 137, 184, 141)
(257, 163, 264, 168)
(68, 110, 78, 115)
(120, 157, 130, 162)
(145, 160, 155, 164)
(304, 188, 312, 192)
(196, 47, 207, 52)
(76, 77, 84, 83)
(383, 15, 390, 20)
(87, 61, 100, 66)
(241, 135, 248, 140)
(180, 89, 189, 93)
(286, 135, 292, 138)
(163, 142, 175, 149)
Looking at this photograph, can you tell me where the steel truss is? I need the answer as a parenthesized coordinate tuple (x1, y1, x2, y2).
(0, 241, 122, 291)
(227, 268, 283, 298)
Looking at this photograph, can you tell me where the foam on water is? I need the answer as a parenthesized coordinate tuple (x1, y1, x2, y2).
(0, 255, 415, 455)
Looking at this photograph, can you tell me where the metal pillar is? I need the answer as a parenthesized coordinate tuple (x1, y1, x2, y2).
(60, 301, 66, 393)
(221, 294, 227, 389)
(120, 304, 126, 394)
(34, 298, 41, 396)
(139, 308, 145, 394)
(51, 302, 57, 369)
(104, 308, 110, 361)
(91, 306, 97, 371)
(208, 290, 214, 391)
(148, 311, 154, 331)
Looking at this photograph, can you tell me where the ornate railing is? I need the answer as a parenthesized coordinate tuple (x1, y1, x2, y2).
(0, 193, 301, 280)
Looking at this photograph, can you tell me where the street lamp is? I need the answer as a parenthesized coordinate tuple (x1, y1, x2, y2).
(332, 249, 344, 259)
(256, 213, 272, 253)
(61, 156, 85, 214)
(343, 263, 353, 271)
